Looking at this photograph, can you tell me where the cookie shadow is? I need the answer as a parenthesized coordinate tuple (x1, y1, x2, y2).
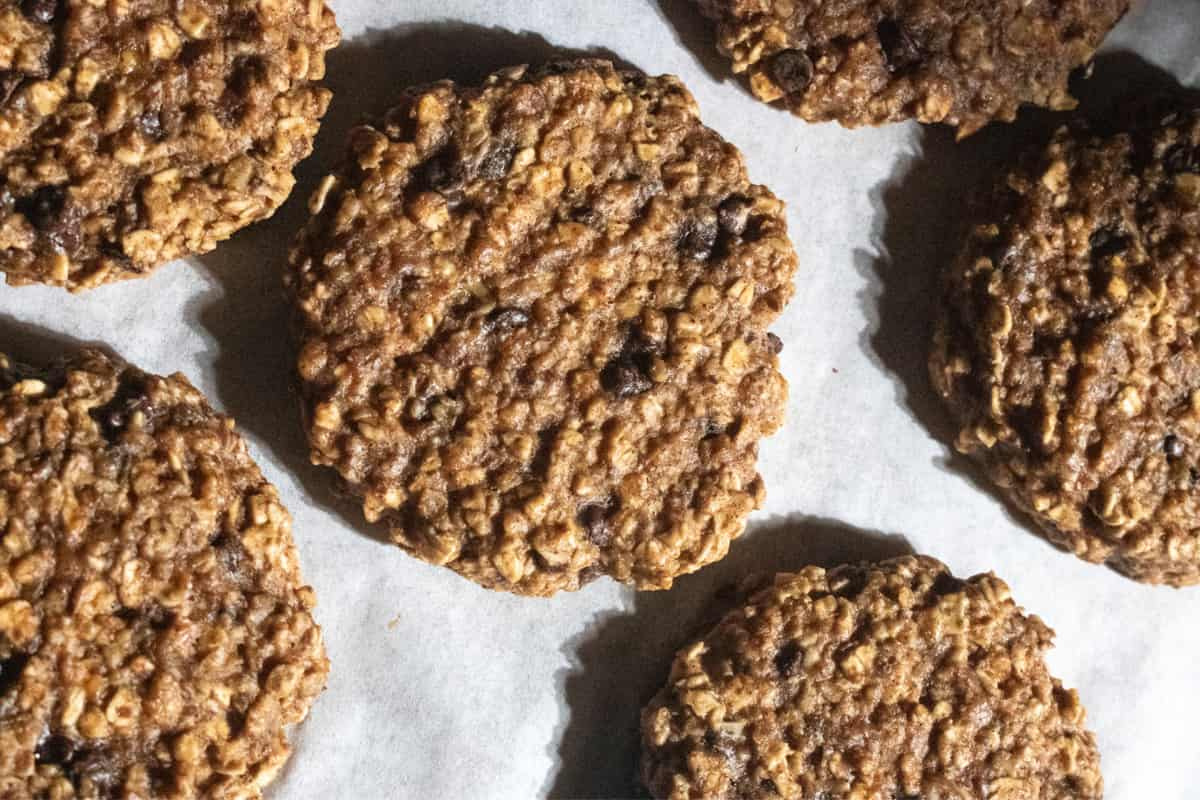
(0, 314, 118, 365)
(545, 516, 913, 800)
(187, 23, 638, 543)
(650, 0, 729, 82)
(856, 51, 1200, 541)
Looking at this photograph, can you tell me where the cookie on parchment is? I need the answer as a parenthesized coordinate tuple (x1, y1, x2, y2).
(0, 350, 328, 798)
(0, 0, 340, 290)
(692, 0, 1127, 136)
(932, 110, 1200, 586)
(641, 556, 1101, 800)
(288, 59, 797, 596)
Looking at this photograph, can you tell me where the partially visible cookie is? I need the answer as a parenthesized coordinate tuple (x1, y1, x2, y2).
(641, 555, 1101, 800)
(0, 0, 340, 290)
(693, 0, 1127, 136)
(932, 109, 1200, 585)
(0, 350, 328, 798)
(288, 59, 797, 596)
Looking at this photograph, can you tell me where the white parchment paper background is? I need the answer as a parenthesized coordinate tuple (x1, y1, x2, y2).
(2, 1, 1198, 797)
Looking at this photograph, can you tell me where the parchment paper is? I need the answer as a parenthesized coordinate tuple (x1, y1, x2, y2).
(2, 1, 1197, 797)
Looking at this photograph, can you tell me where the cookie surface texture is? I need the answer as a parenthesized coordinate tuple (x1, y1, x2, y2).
(0, 350, 328, 798)
(932, 110, 1200, 585)
(0, 0, 340, 289)
(641, 555, 1102, 800)
(693, 0, 1127, 135)
(288, 59, 798, 596)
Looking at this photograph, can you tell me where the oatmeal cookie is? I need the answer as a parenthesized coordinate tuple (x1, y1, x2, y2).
(0, 349, 328, 798)
(693, 0, 1127, 136)
(641, 555, 1102, 800)
(287, 59, 797, 596)
(0, 0, 340, 290)
(932, 110, 1200, 585)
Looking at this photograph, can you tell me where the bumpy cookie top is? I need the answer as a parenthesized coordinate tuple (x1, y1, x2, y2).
(0, 0, 339, 290)
(641, 556, 1101, 800)
(693, 0, 1127, 135)
(288, 60, 797, 596)
(0, 350, 328, 798)
(932, 110, 1200, 586)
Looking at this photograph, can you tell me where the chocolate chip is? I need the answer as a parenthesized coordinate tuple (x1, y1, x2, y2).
(89, 380, 153, 443)
(569, 205, 599, 226)
(774, 641, 801, 676)
(877, 18, 922, 73)
(769, 49, 814, 94)
(931, 571, 966, 596)
(486, 307, 529, 334)
(16, 185, 81, 253)
(418, 145, 467, 199)
(0, 70, 23, 106)
(0, 653, 29, 696)
(1165, 434, 1186, 459)
(578, 500, 616, 546)
(829, 565, 871, 597)
(1089, 226, 1130, 263)
(477, 141, 515, 180)
(135, 111, 164, 140)
(17, 184, 65, 229)
(64, 747, 120, 793)
(766, 332, 783, 354)
(717, 194, 752, 236)
(1164, 143, 1199, 175)
(36, 734, 76, 766)
(601, 359, 652, 398)
(21, 0, 59, 24)
(702, 419, 728, 440)
(679, 213, 718, 260)
(601, 327, 660, 398)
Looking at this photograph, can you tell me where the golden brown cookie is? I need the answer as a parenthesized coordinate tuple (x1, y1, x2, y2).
(0, 0, 340, 290)
(642, 556, 1102, 800)
(932, 109, 1200, 585)
(693, 0, 1127, 136)
(0, 349, 328, 798)
(288, 60, 798, 596)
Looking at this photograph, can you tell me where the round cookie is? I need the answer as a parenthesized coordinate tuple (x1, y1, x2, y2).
(641, 555, 1102, 800)
(692, 0, 1127, 136)
(288, 59, 797, 596)
(932, 110, 1200, 585)
(0, 350, 328, 798)
(0, 0, 340, 290)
